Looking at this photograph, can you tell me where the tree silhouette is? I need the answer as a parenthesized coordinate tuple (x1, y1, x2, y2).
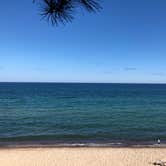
(33, 0, 101, 25)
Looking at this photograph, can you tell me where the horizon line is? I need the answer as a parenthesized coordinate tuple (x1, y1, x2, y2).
(0, 81, 166, 84)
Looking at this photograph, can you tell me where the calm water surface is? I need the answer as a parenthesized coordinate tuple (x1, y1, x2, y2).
(0, 83, 166, 146)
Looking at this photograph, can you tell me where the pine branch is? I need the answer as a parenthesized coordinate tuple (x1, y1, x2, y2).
(33, 0, 101, 26)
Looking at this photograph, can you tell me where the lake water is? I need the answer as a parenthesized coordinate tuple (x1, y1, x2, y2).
(0, 83, 166, 147)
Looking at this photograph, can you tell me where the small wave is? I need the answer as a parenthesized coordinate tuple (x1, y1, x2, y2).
(0, 141, 126, 148)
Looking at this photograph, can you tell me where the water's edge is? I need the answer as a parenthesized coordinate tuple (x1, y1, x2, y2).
(0, 141, 164, 148)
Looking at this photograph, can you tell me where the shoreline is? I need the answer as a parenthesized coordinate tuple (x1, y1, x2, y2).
(0, 142, 164, 149)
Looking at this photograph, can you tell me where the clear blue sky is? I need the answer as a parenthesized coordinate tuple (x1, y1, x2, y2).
(0, 0, 166, 83)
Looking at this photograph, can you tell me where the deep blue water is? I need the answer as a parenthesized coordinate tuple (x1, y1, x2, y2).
(0, 83, 166, 146)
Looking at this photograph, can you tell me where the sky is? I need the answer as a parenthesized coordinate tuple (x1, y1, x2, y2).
(0, 0, 166, 83)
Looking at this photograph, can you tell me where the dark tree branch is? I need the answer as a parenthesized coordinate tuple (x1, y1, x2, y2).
(79, 0, 101, 12)
(33, 0, 101, 25)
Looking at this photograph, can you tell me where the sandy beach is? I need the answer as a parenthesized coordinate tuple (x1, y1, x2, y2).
(0, 147, 166, 166)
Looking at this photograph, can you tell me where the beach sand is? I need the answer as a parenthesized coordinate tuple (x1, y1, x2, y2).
(0, 147, 166, 166)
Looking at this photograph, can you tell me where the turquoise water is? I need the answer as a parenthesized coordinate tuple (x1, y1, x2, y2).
(0, 83, 166, 146)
